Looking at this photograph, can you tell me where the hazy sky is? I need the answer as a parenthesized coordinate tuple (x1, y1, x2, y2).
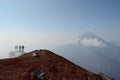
(0, 0, 120, 58)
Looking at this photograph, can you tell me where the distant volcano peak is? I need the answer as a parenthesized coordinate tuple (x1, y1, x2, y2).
(79, 31, 100, 39)
(78, 32, 106, 47)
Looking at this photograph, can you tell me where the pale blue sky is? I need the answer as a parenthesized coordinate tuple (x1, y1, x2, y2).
(0, 0, 120, 58)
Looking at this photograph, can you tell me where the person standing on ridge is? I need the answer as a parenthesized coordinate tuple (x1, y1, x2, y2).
(19, 45, 22, 52)
(21, 45, 24, 52)
(15, 45, 18, 51)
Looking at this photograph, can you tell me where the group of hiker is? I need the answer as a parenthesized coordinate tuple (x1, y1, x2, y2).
(15, 45, 25, 52)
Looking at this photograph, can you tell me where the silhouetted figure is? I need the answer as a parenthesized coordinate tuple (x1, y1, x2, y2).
(19, 45, 22, 52)
(21, 45, 24, 52)
(15, 45, 18, 51)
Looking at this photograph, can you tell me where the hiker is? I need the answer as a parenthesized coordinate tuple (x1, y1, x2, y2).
(19, 45, 22, 51)
(15, 45, 18, 51)
(21, 45, 24, 52)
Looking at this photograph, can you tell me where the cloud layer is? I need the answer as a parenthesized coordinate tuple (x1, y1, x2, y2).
(80, 38, 106, 47)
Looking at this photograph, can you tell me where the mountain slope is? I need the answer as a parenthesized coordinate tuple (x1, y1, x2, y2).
(0, 50, 102, 80)
(54, 32, 120, 80)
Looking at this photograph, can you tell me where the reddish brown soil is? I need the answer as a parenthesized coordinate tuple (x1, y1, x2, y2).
(0, 50, 102, 80)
